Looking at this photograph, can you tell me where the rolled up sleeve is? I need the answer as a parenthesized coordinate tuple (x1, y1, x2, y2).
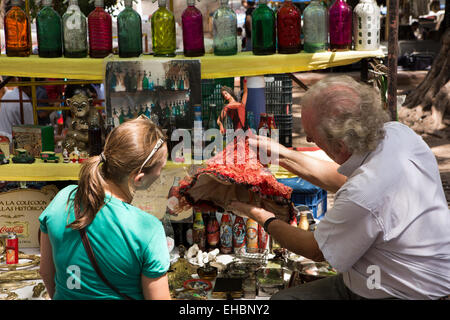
(313, 198, 382, 272)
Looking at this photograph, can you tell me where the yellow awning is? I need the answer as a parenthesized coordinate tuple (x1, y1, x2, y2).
(0, 50, 384, 80)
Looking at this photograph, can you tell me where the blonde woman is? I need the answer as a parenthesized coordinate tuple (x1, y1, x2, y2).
(39, 116, 171, 300)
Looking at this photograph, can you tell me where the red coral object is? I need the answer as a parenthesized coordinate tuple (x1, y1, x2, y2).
(173, 138, 295, 221)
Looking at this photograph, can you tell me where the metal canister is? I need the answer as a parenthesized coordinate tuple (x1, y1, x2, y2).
(6, 232, 19, 264)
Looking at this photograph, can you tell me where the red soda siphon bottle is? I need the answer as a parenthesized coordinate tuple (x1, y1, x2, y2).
(88, 0, 112, 58)
(276, 0, 301, 54)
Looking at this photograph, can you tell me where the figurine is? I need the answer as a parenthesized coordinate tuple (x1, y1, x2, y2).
(78, 151, 89, 163)
(62, 148, 70, 163)
(40, 151, 59, 163)
(63, 86, 103, 154)
(69, 147, 80, 163)
(0, 150, 9, 165)
(12, 149, 35, 164)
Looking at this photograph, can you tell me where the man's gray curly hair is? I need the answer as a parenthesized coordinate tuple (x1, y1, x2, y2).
(301, 76, 390, 154)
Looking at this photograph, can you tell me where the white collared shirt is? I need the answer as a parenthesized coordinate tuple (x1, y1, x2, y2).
(314, 121, 450, 299)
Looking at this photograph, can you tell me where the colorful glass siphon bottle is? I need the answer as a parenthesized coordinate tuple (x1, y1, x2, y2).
(36, 0, 62, 57)
(251, 0, 276, 55)
(276, 0, 301, 54)
(329, 0, 353, 50)
(206, 212, 220, 250)
(182, 0, 205, 57)
(118, 0, 142, 57)
(219, 211, 233, 254)
(353, 0, 381, 51)
(193, 211, 206, 251)
(151, 0, 176, 57)
(303, 0, 328, 53)
(62, 0, 88, 58)
(88, 0, 113, 58)
(232, 215, 246, 254)
(213, 0, 237, 56)
(4, 0, 31, 57)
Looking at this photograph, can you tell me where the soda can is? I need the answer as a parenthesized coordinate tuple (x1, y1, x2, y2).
(6, 232, 19, 265)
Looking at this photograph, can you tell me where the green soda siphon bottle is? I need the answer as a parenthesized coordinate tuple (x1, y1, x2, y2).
(37, 0, 63, 57)
(252, 0, 276, 55)
(117, 0, 143, 57)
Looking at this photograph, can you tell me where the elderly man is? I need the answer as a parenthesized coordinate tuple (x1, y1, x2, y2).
(230, 76, 450, 300)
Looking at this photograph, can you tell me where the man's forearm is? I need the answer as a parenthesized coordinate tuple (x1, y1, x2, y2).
(280, 149, 346, 193)
(267, 219, 325, 262)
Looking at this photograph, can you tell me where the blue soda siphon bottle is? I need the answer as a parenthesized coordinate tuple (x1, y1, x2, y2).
(303, 0, 329, 53)
(213, 0, 237, 56)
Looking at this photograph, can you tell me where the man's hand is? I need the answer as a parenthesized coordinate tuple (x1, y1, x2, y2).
(227, 201, 275, 225)
(248, 134, 288, 160)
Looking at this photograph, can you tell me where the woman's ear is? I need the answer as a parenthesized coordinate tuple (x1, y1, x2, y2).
(133, 172, 146, 187)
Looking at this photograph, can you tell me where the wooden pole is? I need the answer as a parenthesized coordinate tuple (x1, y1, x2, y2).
(387, 0, 399, 121)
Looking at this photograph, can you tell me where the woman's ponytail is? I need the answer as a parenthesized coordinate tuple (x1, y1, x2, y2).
(67, 155, 106, 230)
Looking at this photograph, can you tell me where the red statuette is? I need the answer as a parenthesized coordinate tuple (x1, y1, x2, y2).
(6, 233, 19, 264)
(258, 224, 269, 253)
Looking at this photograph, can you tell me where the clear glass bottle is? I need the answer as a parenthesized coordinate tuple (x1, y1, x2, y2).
(62, 0, 88, 58)
(36, 0, 62, 58)
(353, 0, 381, 51)
(118, 0, 142, 58)
(88, 0, 113, 58)
(213, 0, 237, 56)
(252, 0, 276, 55)
(329, 0, 352, 50)
(182, 0, 205, 57)
(276, 0, 301, 54)
(303, 0, 328, 53)
(151, 0, 176, 57)
(4, 0, 31, 57)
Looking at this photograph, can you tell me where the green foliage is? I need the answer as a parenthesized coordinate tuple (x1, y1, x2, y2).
(29, 0, 119, 19)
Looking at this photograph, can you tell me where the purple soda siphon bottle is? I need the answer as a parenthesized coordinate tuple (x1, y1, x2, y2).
(182, 0, 205, 57)
(88, 0, 112, 58)
(329, 0, 352, 50)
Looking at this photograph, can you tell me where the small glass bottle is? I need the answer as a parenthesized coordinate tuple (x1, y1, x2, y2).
(206, 212, 220, 250)
(4, 0, 31, 57)
(232, 215, 246, 254)
(252, 0, 276, 55)
(213, 0, 237, 56)
(37, 0, 63, 58)
(298, 211, 310, 231)
(329, 0, 352, 50)
(118, 0, 143, 58)
(276, 0, 301, 54)
(182, 0, 205, 57)
(303, 0, 328, 53)
(151, 0, 176, 57)
(88, 116, 102, 156)
(246, 218, 259, 253)
(88, 0, 113, 58)
(193, 211, 206, 251)
(62, 0, 88, 58)
(353, 0, 381, 51)
(257, 223, 269, 253)
(219, 211, 233, 254)
(162, 210, 175, 257)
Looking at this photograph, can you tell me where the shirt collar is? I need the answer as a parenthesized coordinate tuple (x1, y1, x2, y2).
(338, 151, 370, 177)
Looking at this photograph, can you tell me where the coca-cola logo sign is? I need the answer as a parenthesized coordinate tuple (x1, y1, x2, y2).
(0, 225, 24, 234)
